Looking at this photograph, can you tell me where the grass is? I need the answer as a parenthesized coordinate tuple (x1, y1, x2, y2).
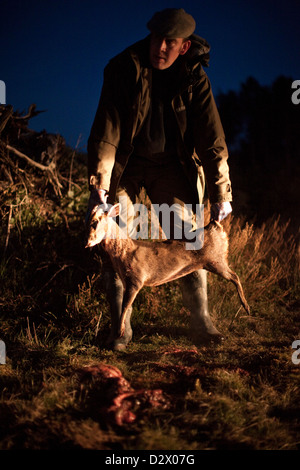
(0, 137, 300, 450)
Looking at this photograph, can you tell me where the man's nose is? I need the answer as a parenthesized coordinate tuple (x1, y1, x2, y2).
(158, 39, 167, 52)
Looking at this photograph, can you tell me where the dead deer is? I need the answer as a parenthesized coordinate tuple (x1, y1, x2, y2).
(85, 203, 250, 338)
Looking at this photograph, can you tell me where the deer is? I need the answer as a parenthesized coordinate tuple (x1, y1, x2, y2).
(85, 203, 250, 339)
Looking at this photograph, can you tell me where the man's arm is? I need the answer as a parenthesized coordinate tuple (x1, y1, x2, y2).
(192, 69, 232, 205)
(87, 62, 122, 192)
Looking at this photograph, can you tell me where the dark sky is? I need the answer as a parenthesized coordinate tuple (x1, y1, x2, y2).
(1, 0, 300, 149)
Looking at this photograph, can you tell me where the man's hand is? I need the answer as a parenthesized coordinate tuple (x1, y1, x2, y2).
(211, 201, 232, 222)
(85, 189, 108, 224)
(96, 189, 109, 208)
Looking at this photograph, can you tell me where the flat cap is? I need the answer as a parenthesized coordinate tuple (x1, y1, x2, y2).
(147, 8, 196, 38)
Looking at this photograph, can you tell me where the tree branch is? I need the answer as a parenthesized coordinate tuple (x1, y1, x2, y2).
(6, 143, 56, 172)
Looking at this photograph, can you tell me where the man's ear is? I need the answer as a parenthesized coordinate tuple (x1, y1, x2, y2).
(179, 39, 191, 55)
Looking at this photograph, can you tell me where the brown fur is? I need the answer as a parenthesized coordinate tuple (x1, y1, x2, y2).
(86, 204, 250, 337)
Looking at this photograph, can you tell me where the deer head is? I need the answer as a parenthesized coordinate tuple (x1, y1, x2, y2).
(85, 203, 120, 248)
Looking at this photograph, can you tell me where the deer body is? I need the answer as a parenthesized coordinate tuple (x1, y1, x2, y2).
(86, 204, 250, 338)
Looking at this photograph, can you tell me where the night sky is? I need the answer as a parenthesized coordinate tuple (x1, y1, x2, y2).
(1, 0, 300, 149)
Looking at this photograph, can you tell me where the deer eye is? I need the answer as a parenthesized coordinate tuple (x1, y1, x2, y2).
(91, 221, 98, 230)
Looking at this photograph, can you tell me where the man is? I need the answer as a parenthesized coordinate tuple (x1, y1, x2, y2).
(87, 8, 232, 350)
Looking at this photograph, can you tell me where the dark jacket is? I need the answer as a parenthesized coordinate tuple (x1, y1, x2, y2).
(88, 35, 232, 204)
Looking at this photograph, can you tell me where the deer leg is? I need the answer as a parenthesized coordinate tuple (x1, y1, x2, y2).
(118, 282, 141, 338)
(227, 270, 250, 314)
(207, 262, 250, 315)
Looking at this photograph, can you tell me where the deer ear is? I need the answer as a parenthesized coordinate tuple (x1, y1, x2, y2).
(107, 203, 120, 218)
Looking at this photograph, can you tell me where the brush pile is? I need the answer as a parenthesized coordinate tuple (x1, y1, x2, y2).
(0, 104, 68, 197)
(0, 104, 88, 255)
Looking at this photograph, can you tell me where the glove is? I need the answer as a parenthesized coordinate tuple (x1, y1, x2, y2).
(211, 201, 232, 222)
(85, 189, 108, 224)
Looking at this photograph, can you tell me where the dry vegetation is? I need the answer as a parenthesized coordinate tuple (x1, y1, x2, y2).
(0, 105, 299, 450)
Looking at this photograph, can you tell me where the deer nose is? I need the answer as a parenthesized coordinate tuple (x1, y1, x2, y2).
(85, 238, 93, 248)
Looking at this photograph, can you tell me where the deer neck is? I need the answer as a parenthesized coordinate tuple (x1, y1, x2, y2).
(102, 219, 134, 257)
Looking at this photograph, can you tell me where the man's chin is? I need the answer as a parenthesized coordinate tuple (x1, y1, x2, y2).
(151, 60, 169, 70)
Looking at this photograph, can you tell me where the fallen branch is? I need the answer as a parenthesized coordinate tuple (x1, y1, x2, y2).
(5, 143, 63, 196)
(13, 104, 44, 121)
(6, 144, 56, 172)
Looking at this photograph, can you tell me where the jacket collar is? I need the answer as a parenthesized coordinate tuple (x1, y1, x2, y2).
(186, 34, 210, 68)
(128, 34, 210, 69)
(126, 35, 210, 92)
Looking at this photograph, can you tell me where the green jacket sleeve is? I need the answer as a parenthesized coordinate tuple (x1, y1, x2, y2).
(192, 69, 232, 203)
(87, 62, 122, 191)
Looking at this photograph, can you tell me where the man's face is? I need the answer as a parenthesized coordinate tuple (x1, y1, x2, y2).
(149, 34, 191, 70)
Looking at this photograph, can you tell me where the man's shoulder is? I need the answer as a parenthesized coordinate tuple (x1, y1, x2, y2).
(107, 37, 150, 70)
